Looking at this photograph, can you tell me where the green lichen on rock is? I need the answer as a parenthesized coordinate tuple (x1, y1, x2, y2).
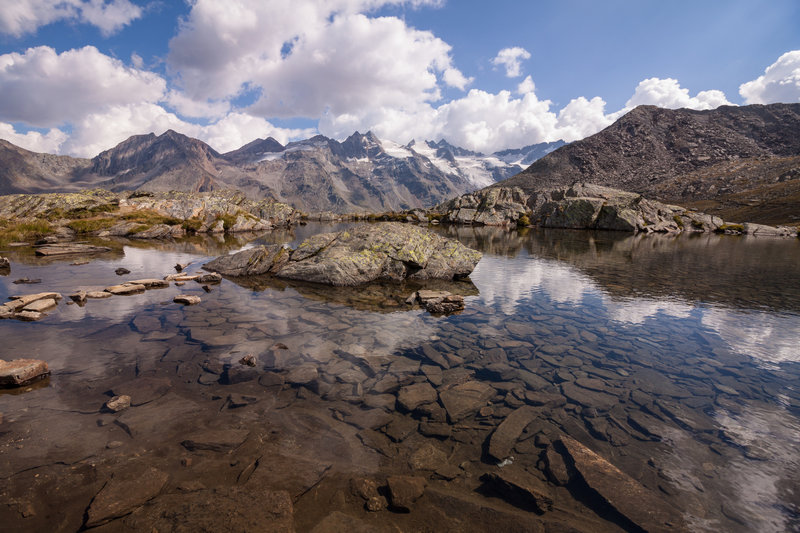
(207, 222, 482, 286)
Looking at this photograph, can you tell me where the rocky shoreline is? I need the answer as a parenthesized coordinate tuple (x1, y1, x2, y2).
(0, 189, 300, 246)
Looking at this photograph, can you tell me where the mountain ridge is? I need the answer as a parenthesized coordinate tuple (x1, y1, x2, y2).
(0, 130, 559, 212)
(493, 103, 800, 225)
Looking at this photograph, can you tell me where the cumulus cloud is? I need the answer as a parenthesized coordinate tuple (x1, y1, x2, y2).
(168, 0, 469, 117)
(320, 86, 617, 153)
(0, 0, 142, 37)
(492, 47, 531, 78)
(56, 104, 314, 157)
(0, 122, 67, 154)
(625, 77, 732, 110)
(517, 75, 535, 95)
(739, 50, 800, 104)
(0, 46, 165, 128)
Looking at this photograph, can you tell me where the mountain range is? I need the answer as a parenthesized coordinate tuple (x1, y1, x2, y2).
(0, 130, 562, 213)
(498, 103, 800, 225)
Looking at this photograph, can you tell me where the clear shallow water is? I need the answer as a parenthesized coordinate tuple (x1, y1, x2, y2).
(1, 225, 799, 532)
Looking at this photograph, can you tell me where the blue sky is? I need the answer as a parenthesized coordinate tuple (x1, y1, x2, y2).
(0, 0, 798, 157)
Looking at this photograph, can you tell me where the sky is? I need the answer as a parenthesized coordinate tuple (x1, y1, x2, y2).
(0, 0, 798, 158)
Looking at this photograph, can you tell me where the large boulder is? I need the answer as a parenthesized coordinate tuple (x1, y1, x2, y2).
(276, 223, 481, 286)
(436, 187, 529, 226)
(207, 223, 481, 286)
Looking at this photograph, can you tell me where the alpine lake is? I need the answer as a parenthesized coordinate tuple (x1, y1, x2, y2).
(1, 222, 799, 532)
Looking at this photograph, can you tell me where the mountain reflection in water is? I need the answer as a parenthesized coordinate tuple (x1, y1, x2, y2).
(0, 223, 798, 532)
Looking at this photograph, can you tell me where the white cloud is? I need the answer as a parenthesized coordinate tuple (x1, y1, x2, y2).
(168, 0, 469, 118)
(0, 0, 142, 37)
(739, 50, 800, 104)
(517, 75, 535, 95)
(164, 90, 231, 120)
(0, 46, 165, 128)
(320, 86, 615, 154)
(0, 122, 67, 154)
(23, 103, 313, 158)
(492, 47, 531, 78)
(625, 77, 732, 110)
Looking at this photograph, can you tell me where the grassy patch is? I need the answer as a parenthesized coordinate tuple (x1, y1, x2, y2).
(0, 218, 53, 245)
(517, 214, 531, 227)
(216, 213, 237, 231)
(716, 224, 745, 233)
(181, 217, 203, 233)
(672, 215, 684, 228)
(691, 219, 704, 229)
(121, 209, 182, 226)
(66, 218, 117, 233)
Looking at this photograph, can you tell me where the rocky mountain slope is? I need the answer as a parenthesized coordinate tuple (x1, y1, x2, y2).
(498, 103, 800, 225)
(0, 131, 560, 213)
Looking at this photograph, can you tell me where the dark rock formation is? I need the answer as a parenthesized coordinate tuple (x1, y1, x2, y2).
(501, 103, 800, 225)
(434, 183, 797, 235)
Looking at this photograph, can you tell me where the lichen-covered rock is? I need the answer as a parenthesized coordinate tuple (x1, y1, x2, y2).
(203, 244, 290, 276)
(436, 187, 529, 226)
(275, 223, 482, 286)
(433, 183, 790, 235)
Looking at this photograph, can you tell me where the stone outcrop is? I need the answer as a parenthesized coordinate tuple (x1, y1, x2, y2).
(204, 223, 482, 286)
(0, 189, 299, 242)
(203, 244, 290, 277)
(434, 184, 797, 235)
(435, 187, 529, 226)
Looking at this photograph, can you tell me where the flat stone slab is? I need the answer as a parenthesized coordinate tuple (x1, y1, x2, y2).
(118, 487, 294, 532)
(128, 278, 170, 288)
(0, 358, 50, 387)
(397, 382, 438, 412)
(105, 283, 146, 295)
(35, 243, 112, 256)
(559, 435, 684, 531)
(5, 292, 62, 311)
(181, 429, 250, 452)
(85, 466, 168, 527)
(439, 381, 495, 422)
(22, 298, 57, 313)
(488, 405, 538, 461)
(481, 468, 553, 513)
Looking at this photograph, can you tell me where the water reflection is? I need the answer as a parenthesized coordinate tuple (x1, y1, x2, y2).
(1, 224, 799, 532)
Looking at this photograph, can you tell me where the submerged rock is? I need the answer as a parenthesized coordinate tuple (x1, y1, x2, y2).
(386, 475, 427, 511)
(85, 466, 168, 527)
(0, 358, 50, 387)
(558, 435, 684, 531)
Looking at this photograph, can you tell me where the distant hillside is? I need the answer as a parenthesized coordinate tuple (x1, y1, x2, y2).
(0, 130, 561, 213)
(499, 103, 800, 225)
